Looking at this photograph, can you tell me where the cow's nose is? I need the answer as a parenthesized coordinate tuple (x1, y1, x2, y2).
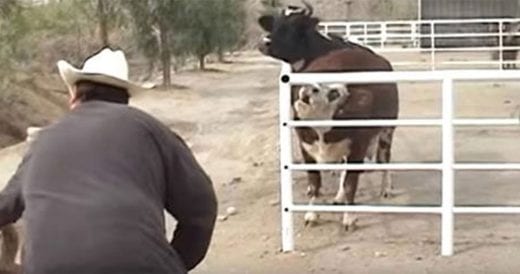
(262, 35, 271, 46)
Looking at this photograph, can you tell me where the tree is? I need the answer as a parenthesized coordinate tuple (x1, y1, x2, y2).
(0, 0, 97, 146)
(173, 0, 246, 70)
(261, 0, 283, 14)
(261, 0, 283, 8)
(0, 0, 18, 17)
(122, 0, 179, 87)
(215, 0, 247, 63)
(0, 0, 26, 77)
(0, 0, 110, 82)
(92, 0, 128, 48)
(96, 0, 109, 46)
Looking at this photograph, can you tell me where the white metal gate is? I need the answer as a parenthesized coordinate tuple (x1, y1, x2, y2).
(278, 63, 520, 256)
(318, 18, 520, 70)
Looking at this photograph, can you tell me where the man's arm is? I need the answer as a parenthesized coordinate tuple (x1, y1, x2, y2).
(163, 133, 217, 271)
(0, 153, 27, 227)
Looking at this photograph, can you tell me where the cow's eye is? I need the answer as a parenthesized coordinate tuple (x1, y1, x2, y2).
(328, 89, 340, 102)
(311, 88, 320, 94)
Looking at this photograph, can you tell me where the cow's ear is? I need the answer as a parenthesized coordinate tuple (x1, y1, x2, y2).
(258, 15, 274, 32)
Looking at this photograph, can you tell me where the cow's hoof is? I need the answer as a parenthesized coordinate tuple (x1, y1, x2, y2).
(380, 188, 402, 199)
(306, 186, 319, 197)
(342, 214, 358, 232)
(364, 156, 376, 164)
(304, 212, 318, 226)
(380, 189, 392, 199)
(344, 223, 358, 232)
(333, 195, 346, 205)
(343, 221, 358, 232)
(306, 186, 313, 197)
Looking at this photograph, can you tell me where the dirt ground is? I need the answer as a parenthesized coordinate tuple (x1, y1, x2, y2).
(3, 51, 520, 273)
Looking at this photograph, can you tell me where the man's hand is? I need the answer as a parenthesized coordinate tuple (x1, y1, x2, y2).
(0, 224, 20, 274)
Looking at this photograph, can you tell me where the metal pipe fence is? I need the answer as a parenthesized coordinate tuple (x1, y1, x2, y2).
(319, 18, 520, 70)
(278, 63, 520, 256)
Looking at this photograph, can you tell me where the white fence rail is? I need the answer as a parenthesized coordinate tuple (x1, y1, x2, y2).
(318, 18, 520, 70)
(278, 63, 520, 256)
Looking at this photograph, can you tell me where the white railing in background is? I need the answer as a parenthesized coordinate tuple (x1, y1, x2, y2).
(319, 18, 520, 70)
(278, 62, 520, 256)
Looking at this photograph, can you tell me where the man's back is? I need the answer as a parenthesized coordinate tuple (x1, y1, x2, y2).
(22, 101, 193, 274)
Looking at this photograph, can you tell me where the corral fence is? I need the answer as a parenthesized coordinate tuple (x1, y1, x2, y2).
(278, 62, 520, 256)
(318, 18, 520, 70)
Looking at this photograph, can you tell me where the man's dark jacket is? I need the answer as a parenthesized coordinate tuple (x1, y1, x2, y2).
(0, 101, 217, 274)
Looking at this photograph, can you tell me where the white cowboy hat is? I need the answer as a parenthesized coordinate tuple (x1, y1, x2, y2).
(57, 48, 149, 96)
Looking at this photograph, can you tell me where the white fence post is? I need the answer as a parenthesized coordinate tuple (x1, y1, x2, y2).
(431, 21, 436, 70)
(381, 23, 386, 48)
(364, 23, 368, 45)
(324, 24, 329, 36)
(499, 20, 504, 70)
(441, 78, 455, 256)
(279, 62, 294, 252)
(411, 21, 419, 47)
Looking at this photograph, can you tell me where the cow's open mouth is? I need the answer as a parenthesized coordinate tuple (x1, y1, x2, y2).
(258, 36, 271, 55)
(258, 44, 269, 55)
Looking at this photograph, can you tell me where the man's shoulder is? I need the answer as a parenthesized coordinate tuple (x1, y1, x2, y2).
(124, 106, 184, 143)
(124, 107, 193, 155)
(83, 102, 164, 129)
(49, 102, 167, 136)
(124, 105, 169, 132)
(56, 102, 183, 146)
(124, 105, 160, 122)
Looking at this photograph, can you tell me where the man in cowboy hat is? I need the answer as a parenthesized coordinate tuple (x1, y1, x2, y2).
(0, 47, 217, 274)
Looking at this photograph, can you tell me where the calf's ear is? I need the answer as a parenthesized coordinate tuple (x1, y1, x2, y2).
(258, 15, 274, 32)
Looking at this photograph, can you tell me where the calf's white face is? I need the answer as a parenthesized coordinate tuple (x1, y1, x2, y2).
(294, 84, 351, 163)
(294, 83, 349, 121)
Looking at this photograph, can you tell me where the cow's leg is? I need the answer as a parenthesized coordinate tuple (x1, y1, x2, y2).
(304, 195, 320, 226)
(342, 141, 370, 231)
(377, 127, 395, 198)
(504, 54, 513, 69)
(333, 157, 348, 204)
(342, 170, 361, 231)
(364, 135, 379, 164)
(301, 148, 322, 226)
(304, 170, 321, 226)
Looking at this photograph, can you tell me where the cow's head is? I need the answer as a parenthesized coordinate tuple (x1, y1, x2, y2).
(294, 83, 349, 120)
(258, 1, 320, 63)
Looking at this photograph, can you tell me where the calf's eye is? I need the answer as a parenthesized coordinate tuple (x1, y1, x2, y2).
(327, 89, 340, 102)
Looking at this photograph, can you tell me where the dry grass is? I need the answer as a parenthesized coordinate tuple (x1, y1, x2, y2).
(0, 75, 66, 148)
